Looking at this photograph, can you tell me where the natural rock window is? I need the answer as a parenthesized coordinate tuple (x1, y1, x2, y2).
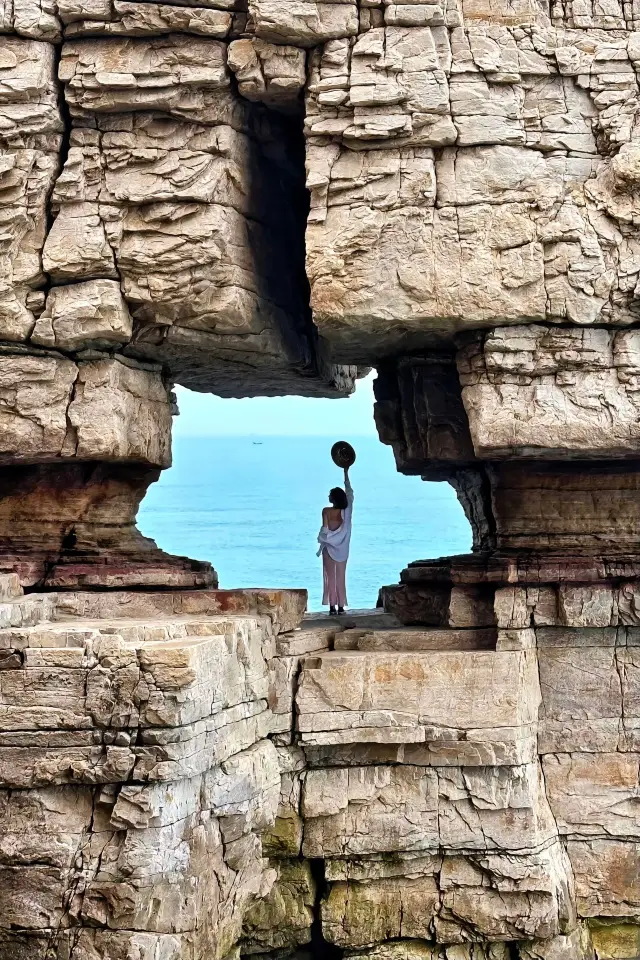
(1, 0, 640, 958)
(137, 382, 473, 608)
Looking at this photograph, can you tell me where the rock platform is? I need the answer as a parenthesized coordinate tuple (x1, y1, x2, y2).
(0, 578, 636, 960)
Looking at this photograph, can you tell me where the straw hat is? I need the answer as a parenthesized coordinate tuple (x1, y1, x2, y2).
(331, 441, 356, 468)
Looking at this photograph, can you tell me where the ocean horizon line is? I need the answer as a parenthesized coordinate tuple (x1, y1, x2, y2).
(173, 433, 380, 440)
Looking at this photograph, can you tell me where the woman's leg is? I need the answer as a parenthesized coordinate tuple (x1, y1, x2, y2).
(322, 552, 337, 607)
(336, 559, 347, 609)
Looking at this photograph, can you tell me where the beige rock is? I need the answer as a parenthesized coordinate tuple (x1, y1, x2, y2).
(0, 352, 170, 467)
(322, 844, 572, 947)
(589, 921, 640, 960)
(302, 26, 640, 358)
(55, 123, 255, 211)
(302, 765, 439, 856)
(0, 0, 60, 38)
(302, 761, 556, 857)
(0, 38, 61, 138)
(241, 859, 315, 954)
(306, 203, 547, 362)
(69, 358, 172, 467)
(349, 947, 510, 960)
(568, 840, 640, 917)
(458, 327, 640, 460)
(44, 104, 358, 397)
(543, 753, 640, 839)
(33, 279, 132, 350)
(228, 38, 306, 111)
(59, 37, 228, 119)
(519, 924, 595, 960)
(496, 583, 640, 630)
(248, 0, 358, 45)
(4, 1, 640, 958)
(0, 609, 289, 958)
(0, 146, 59, 341)
(436, 845, 575, 942)
(63, 1, 232, 37)
(296, 649, 540, 745)
(42, 202, 117, 282)
(322, 875, 440, 947)
(538, 644, 624, 753)
(0, 352, 77, 462)
(437, 762, 558, 852)
(261, 745, 305, 857)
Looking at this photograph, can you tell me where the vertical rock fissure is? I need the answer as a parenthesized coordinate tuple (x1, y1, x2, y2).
(309, 858, 343, 960)
(245, 100, 320, 379)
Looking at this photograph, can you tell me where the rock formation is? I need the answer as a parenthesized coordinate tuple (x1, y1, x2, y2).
(1, 0, 640, 958)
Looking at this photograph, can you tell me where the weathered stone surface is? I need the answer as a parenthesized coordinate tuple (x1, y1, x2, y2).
(62, 1, 233, 38)
(0, 38, 61, 140)
(0, 462, 216, 589)
(519, 924, 595, 960)
(4, 0, 640, 953)
(296, 649, 539, 746)
(228, 39, 306, 111)
(0, 608, 290, 958)
(543, 753, 640, 839)
(0, 143, 59, 340)
(59, 36, 229, 118)
(302, 761, 556, 857)
(33, 280, 133, 351)
(588, 921, 640, 960)
(488, 463, 640, 553)
(0, 352, 170, 466)
(261, 745, 305, 857)
(458, 327, 640, 460)
(568, 840, 640, 918)
(346, 945, 510, 960)
(248, 0, 358, 45)
(241, 859, 315, 954)
(47, 36, 358, 400)
(321, 844, 573, 947)
(303, 27, 640, 362)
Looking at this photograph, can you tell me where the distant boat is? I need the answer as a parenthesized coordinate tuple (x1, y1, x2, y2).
(253, 441, 263, 445)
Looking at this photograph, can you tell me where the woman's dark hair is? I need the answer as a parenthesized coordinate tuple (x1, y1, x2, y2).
(329, 487, 348, 510)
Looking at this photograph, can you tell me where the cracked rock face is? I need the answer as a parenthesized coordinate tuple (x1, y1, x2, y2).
(0, 14, 359, 585)
(2, 0, 640, 954)
(304, 17, 640, 363)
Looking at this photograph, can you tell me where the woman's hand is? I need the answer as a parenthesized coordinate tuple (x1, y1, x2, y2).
(343, 466, 349, 480)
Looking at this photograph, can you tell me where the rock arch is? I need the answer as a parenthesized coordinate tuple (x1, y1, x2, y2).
(0, 1, 639, 957)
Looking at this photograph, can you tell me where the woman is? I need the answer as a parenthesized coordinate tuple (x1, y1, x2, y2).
(317, 466, 353, 615)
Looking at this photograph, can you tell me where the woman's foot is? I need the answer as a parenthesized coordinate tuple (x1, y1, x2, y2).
(329, 606, 337, 616)
(337, 606, 346, 615)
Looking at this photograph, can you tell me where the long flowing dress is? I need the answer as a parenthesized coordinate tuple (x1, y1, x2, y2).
(317, 476, 353, 607)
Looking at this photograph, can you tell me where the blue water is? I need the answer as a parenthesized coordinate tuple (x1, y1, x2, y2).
(138, 436, 471, 611)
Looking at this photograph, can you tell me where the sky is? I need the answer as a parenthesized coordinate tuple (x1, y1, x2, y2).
(174, 372, 378, 437)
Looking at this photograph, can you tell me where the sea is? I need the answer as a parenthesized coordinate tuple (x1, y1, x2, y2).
(138, 435, 472, 612)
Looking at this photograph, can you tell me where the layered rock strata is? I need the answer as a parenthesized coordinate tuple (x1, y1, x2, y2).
(0, 14, 358, 586)
(3, 0, 640, 955)
(370, 333, 640, 960)
(4, 584, 640, 960)
(0, 582, 306, 958)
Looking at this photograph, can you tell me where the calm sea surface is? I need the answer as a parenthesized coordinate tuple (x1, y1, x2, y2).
(139, 435, 471, 611)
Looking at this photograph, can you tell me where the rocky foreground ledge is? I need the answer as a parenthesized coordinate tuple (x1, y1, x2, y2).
(0, 577, 636, 960)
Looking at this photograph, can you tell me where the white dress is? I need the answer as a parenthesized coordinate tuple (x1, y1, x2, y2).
(316, 477, 353, 562)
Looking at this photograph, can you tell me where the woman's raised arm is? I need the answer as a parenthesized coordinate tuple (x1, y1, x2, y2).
(343, 468, 354, 507)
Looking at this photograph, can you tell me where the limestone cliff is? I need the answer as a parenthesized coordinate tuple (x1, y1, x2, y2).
(1, 0, 640, 959)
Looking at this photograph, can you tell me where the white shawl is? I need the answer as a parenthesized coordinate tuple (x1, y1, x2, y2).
(317, 477, 353, 563)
